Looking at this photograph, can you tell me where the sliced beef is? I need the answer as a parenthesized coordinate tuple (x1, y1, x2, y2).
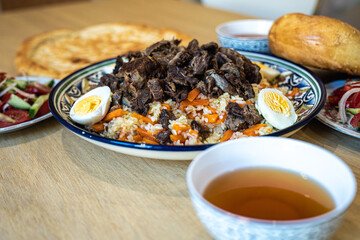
(200, 42, 218, 55)
(191, 120, 210, 140)
(159, 109, 175, 129)
(167, 66, 189, 86)
(111, 90, 123, 106)
(147, 78, 164, 101)
(214, 52, 232, 69)
(132, 88, 151, 115)
(99, 74, 123, 92)
(174, 89, 189, 102)
(119, 56, 159, 88)
(169, 50, 193, 66)
(113, 56, 124, 74)
(206, 69, 237, 96)
(225, 102, 247, 131)
(155, 130, 172, 144)
(145, 40, 172, 56)
(107, 39, 262, 116)
(186, 39, 200, 52)
(242, 104, 263, 126)
(191, 51, 210, 76)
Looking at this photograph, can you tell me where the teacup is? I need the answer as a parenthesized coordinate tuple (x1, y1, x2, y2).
(216, 19, 273, 53)
(186, 137, 356, 240)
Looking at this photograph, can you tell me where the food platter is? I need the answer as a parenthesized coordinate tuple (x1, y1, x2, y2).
(49, 51, 325, 160)
(317, 80, 360, 139)
(0, 76, 59, 134)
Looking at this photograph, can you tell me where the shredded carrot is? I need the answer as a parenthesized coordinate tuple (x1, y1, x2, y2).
(286, 87, 299, 99)
(246, 100, 253, 104)
(162, 103, 171, 110)
(204, 113, 219, 123)
(142, 137, 159, 145)
(103, 108, 127, 122)
(131, 112, 154, 124)
(173, 124, 191, 133)
(243, 124, 267, 136)
(220, 130, 233, 142)
(180, 99, 210, 111)
(91, 122, 105, 133)
(206, 106, 217, 114)
(215, 113, 227, 124)
(170, 134, 186, 143)
(118, 135, 127, 141)
(136, 128, 157, 142)
(187, 88, 200, 102)
(189, 129, 198, 135)
(192, 99, 209, 105)
(133, 134, 143, 142)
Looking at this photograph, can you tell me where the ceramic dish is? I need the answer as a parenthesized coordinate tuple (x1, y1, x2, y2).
(317, 80, 360, 139)
(216, 20, 273, 53)
(49, 51, 325, 160)
(0, 76, 59, 134)
(187, 137, 356, 240)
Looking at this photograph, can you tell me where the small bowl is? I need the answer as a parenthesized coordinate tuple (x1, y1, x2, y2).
(186, 137, 356, 240)
(216, 19, 273, 53)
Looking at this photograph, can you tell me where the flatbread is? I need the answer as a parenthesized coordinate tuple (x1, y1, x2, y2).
(15, 23, 192, 79)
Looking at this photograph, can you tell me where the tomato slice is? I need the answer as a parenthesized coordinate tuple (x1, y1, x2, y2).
(350, 113, 360, 128)
(3, 109, 30, 124)
(0, 93, 12, 111)
(35, 99, 50, 117)
(25, 83, 51, 95)
(347, 92, 360, 108)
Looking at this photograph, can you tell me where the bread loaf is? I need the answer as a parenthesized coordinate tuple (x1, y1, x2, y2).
(269, 13, 360, 76)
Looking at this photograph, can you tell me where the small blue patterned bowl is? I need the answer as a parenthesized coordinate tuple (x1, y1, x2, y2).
(216, 20, 273, 53)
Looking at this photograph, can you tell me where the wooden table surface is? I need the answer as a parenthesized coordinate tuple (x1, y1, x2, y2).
(0, 0, 359, 239)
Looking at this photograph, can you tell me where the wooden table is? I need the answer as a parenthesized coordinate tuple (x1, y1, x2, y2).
(0, 0, 359, 239)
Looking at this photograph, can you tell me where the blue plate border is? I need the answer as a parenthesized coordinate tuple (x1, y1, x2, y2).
(49, 52, 326, 152)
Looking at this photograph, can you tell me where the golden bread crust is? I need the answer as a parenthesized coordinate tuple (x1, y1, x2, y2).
(269, 13, 360, 75)
(15, 23, 192, 79)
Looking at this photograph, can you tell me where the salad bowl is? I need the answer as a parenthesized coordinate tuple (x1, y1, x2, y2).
(0, 76, 59, 134)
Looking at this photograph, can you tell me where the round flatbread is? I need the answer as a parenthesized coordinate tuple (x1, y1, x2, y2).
(15, 23, 192, 79)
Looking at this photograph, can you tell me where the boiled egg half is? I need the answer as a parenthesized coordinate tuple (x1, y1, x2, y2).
(256, 88, 297, 130)
(70, 86, 111, 125)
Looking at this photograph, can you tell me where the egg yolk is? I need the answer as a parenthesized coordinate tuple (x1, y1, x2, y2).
(264, 91, 290, 116)
(73, 96, 102, 116)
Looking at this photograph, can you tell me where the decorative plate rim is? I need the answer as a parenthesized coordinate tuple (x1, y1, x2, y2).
(49, 51, 326, 152)
(0, 76, 59, 134)
(316, 80, 360, 139)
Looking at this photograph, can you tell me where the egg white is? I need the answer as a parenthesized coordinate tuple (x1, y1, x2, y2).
(256, 88, 297, 130)
(70, 86, 111, 125)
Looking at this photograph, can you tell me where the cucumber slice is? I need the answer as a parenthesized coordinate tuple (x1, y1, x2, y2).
(8, 94, 31, 110)
(47, 79, 55, 88)
(15, 80, 28, 89)
(29, 94, 49, 118)
(347, 108, 360, 115)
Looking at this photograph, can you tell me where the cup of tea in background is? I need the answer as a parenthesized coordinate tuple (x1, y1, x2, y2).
(216, 19, 273, 53)
(186, 137, 356, 240)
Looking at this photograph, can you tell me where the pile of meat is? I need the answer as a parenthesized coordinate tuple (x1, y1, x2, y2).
(99, 39, 263, 134)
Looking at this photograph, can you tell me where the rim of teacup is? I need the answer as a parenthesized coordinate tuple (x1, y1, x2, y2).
(216, 19, 273, 40)
(186, 137, 357, 226)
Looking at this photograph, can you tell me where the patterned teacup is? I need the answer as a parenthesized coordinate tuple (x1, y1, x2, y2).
(186, 137, 356, 240)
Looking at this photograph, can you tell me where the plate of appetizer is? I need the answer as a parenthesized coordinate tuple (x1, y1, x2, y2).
(49, 39, 325, 160)
(0, 73, 59, 133)
(317, 79, 360, 139)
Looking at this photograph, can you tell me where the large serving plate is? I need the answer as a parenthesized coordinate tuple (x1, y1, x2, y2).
(0, 76, 59, 134)
(317, 80, 360, 139)
(49, 51, 325, 160)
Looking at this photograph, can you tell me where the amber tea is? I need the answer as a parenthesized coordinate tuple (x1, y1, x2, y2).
(203, 168, 335, 221)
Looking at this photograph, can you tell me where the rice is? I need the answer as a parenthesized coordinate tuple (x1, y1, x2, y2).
(100, 88, 281, 145)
